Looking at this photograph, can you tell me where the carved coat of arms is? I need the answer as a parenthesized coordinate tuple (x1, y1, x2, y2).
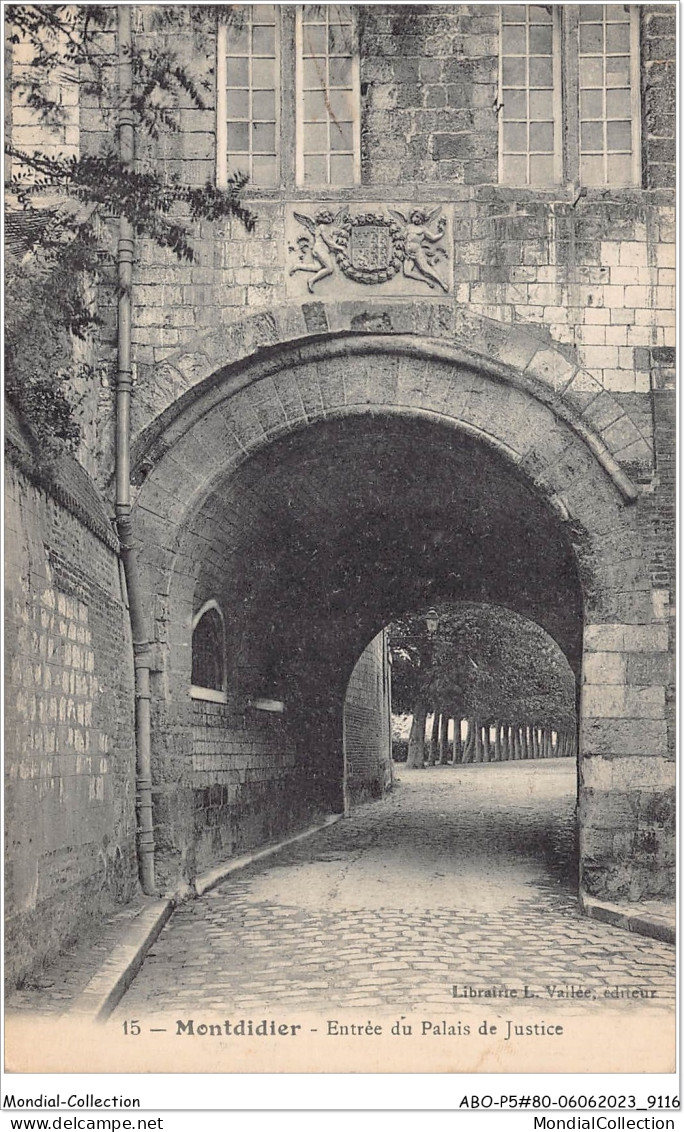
(289, 206, 450, 294)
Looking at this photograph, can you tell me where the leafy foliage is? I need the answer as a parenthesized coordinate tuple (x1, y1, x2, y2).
(4, 213, 104, 453)
(5, 4, 257, 447)
(10, 150, 254, 261)
(389, 603, 576, 728)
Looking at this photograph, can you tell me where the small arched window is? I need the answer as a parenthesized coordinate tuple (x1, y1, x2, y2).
(191, 601, 227, 702)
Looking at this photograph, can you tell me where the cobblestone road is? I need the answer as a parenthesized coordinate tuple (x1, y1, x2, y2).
(116, 761, 675, 1017)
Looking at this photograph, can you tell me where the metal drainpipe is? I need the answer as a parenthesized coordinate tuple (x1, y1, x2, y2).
(115, 4, 156, 896)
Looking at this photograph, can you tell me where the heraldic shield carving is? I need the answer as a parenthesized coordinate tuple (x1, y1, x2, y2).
(287, 205, 451, 294)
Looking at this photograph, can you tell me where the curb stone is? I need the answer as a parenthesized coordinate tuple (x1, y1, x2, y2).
(71, 814, 343, 1021)
(580, 894, 675, 945)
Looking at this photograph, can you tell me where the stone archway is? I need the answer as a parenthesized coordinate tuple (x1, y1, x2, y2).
(131, 335, 672, 904)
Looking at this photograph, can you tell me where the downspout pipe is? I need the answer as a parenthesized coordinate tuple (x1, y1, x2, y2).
(115, 5, 156, 896)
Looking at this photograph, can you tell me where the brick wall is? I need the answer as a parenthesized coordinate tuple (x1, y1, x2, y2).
(4, 435, 136, 987)
(344, 631, 393, 804)
(189, 699, 303, 874)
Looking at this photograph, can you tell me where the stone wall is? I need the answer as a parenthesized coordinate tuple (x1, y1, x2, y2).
(344, 631, 393, 804)
(4, 421, 136, 988)
(57, 4, 672, 485)
(189, 699, 303, 875)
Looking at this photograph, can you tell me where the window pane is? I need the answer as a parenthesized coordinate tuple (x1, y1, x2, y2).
(329, 24, 353, 54)
(579, 6, 606, 21)
(607, 119, 632, 150)
(226, 23, 249, 52)
(303, 154, 328, 183)
(252, 58, 275, 87)
(606, 24, 630, 52)
(503, 5, 527, 22)
(252, 89, 275, 119)
(580, 154, 605, 183)
(501, 154, 528, 183)
(227, 121, 250, 150)
(607, 153, 633, 182)
(252, 5, 275, 23)
(581, 121, 604, 151)
(503, 122, 528, 152)
(580, 89, 604, 118)
(304, 89, 327, 121)
(302, 58, 324, 88)
(329, 88, 354, 120)
(606, 55, 630, 86)
(529, 24, 552, 53)
(302, 4, 325, 21)
(606, 88, 631, 118)
(529, 56, 553, 87)
(252, 121, 275, 153)
(329, 153, 355, 183)
(528, 89, 550, 119)
(579, 57, 603, 87)
(530, 121, 554, 151)
(252, 155, 277, 185)
(302, 25, 327, 54)
(528, 154, 554, 184)
(503, 57, 526, 85)
(226, 57, 249, 86)
(329, 57, 352, 86)
(227, 154, 249, 175)
(252, 25, 275, 55)
(330, 121, 354, 151)
(528, 5, 552, 22)
(303, 122, 328, 152)
(192, 609, 224, 691)
(504, 89, 528, 118)
(228, 89, 250, 118)
(502, 24, 526, 52)
(580, 23, 604, 53)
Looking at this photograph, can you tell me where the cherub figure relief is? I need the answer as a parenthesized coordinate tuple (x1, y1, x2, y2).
(289, 209, 348, 293)
(388, 206, 449, 292)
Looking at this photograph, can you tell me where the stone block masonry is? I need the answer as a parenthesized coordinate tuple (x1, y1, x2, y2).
(188, 699, 303, 876)
(55, 5, 672, 478)
(5, 442, 137, 989)
(343, 631, 393, 804)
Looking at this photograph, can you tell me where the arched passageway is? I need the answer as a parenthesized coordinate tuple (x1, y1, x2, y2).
(131, 336, 671, 902)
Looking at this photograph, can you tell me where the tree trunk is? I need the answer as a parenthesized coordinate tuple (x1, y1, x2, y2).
(513, 726, 523, 760)
(463, 718, 475, 763)
(473, 721, 484, 763)
(521, 725, 529, 759)
(493, 723, 502, 762)
(406, 702, 427, 768)
(533, 726, 541, 760)
(501, 725, 510, 762)
(427, 710, 439, 765)
(452, 717, 462, 764)
(437, 712, 449, 764)
(481, 724, 491, 762)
